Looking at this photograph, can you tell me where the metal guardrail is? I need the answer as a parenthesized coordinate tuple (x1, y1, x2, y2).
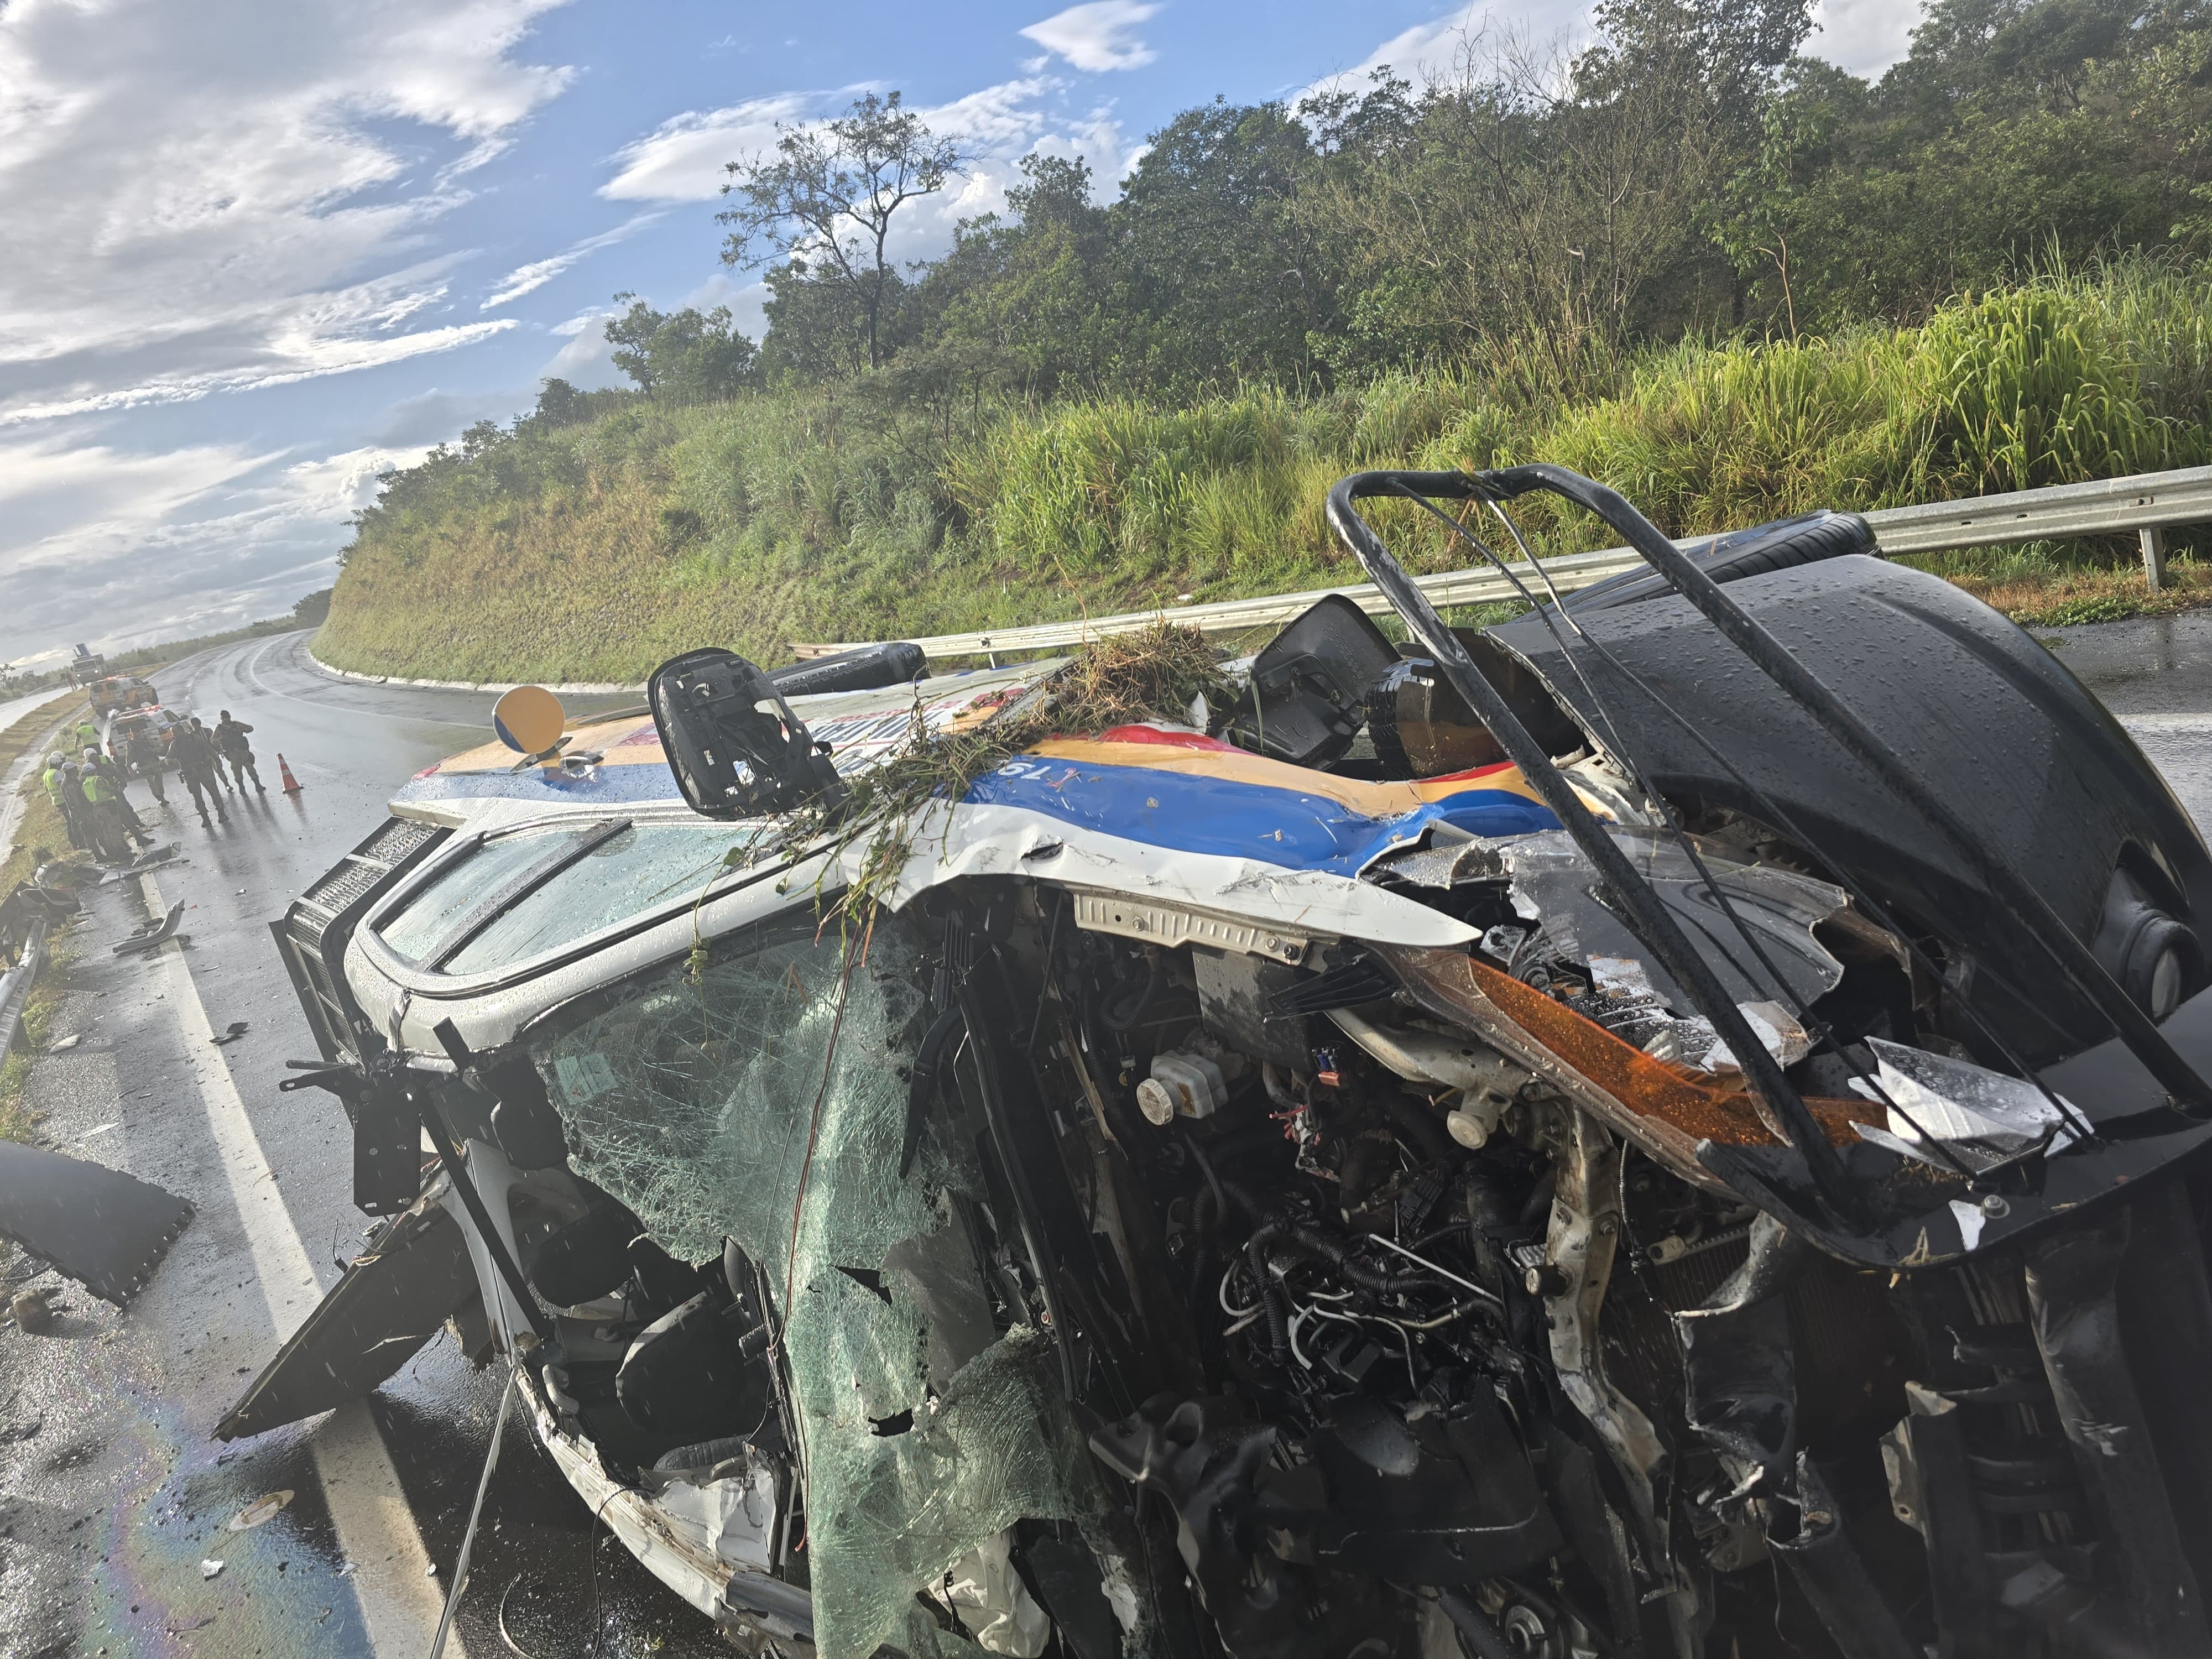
(0, 915, 50, 1056)
(791, 463, 2212, 662)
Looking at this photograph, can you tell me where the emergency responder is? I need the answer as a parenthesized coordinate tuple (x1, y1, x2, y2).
(74, 717, 98, 752)
(213, 711, 263, 792)
(41, 752, 87, 851)
(124, 724, 167, 805)
(84, 745, 148, 832)
(79, 748, 148, 860)
(175, 718, 227, 828)
(55, 761, 118, 861)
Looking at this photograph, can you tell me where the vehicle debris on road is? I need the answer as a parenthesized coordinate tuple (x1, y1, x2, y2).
(227, 1490, 294, 1530)
(112, 898, 184, 955)
(228, 465, 2212, 1659)
(0, 1139, 192, 1306)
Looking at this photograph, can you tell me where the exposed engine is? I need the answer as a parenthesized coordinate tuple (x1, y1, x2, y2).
(246, 465, 2212, 1659)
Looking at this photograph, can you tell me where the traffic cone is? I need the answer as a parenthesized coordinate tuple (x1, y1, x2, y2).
(278, 754, 302, 794)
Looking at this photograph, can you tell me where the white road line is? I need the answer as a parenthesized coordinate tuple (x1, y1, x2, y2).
(143, 872, 464, 1658)
(242, 635, 482, 729)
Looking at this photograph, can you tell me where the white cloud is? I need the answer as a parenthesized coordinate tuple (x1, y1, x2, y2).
(1809, 0, 1922, 76)
(481, 211, 666, 309)
(539, 307, 629, 389)
(0, 432, 430, 654)
(1312, 0, 1919, 100)
(1301, 2, 1582, 102)
(601, 91, 832, 203)
(0, 0, 576, 425)
(1019, 3, 1160, 73)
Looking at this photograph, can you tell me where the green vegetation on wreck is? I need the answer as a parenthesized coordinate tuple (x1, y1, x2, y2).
(322, 266, 2212, 684)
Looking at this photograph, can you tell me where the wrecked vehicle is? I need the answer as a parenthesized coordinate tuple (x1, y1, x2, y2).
(237, 465, 2212, 1659)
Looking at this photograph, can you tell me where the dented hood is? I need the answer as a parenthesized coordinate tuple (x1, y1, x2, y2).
(1487, 555, 2212, 1063)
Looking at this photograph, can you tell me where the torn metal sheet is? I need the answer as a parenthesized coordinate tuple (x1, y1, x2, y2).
(1493, 827, 1850, 1010)
(217, 1178, 477, 1439)
(113, 899, 184, 955)
(0, 1138, 191, 1305)
(1849, 1037, 2084, 1172)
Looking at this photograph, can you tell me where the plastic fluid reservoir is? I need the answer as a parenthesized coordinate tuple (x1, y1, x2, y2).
(1136, 1051, 1228, 1125)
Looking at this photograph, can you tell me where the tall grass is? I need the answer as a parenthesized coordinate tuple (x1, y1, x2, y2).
(322, 262, 2212, 684)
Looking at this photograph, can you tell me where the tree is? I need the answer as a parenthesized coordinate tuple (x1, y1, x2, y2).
(894, 154, 1130, 406)
(718, 91, 963, 372)
(531, 377, 589, 426)
(602, 297, 758, 401)
(1110, 99, 1331, 389)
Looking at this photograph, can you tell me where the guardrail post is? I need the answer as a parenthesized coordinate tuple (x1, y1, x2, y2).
(2143, 526, 2169, 592)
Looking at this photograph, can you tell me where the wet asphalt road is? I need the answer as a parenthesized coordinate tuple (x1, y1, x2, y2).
(2043, 610, 2212, 816)
(0, 632, 718, 1659)
(3, 614, 2212, 1659)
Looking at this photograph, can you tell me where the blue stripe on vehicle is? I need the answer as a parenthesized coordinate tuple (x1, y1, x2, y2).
(962, 754, 1558, 874)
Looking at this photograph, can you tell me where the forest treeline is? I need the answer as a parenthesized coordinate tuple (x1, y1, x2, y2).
(599, 0, 2212, 402)
(325, 0, 2212, 681)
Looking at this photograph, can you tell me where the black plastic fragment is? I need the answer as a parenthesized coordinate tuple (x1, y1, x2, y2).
(0, 1138, 191, 1306)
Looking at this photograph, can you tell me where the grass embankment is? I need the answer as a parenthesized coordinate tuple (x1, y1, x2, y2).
(0, 693, 101, 1144)
(321, 264, 2212, 684)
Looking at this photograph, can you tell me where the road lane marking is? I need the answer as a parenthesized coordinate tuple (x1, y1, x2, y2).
(143, 872, 465, 1658)
(243, 635, 482, 729)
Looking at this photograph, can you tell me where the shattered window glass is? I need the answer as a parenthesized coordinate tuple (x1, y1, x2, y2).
(441, 823, 759, 973)
(529, 917, 1146, 1659)
(374, 827, 581, 961)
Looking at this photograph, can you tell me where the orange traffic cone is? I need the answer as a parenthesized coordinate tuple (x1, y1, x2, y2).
(278, 754, 302, 794)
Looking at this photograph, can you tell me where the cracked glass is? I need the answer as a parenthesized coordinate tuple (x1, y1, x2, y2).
(528, 914, 1149, 1659)
(442, 822, 760, 973)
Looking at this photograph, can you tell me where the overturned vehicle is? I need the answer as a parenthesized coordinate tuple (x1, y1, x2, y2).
(238, 467, 2212, 1659)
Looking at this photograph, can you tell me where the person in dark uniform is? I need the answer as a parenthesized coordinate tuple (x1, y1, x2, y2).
(213, 711, 263, 793)
(124, 726, 167, 805)
(175, 719, 228, 828)
(58, 762, 123, 862)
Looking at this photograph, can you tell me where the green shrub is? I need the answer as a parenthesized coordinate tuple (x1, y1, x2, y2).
(322, 261, 2212, 684)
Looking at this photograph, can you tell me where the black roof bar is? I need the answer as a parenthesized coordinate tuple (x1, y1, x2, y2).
(1325, 470, 1860, 1215)
(1467, 463, 2212, 1115)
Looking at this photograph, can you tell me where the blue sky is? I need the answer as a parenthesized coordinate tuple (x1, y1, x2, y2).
(0, 0, 1921, 667)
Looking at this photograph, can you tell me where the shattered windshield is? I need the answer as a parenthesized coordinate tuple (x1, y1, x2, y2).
(374, 826, 583, 961)
(526, 916, 1141, 1659)
(441, 821, 759, 973)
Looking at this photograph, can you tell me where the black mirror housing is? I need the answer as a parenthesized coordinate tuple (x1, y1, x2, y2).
(649, 647, 844, 820)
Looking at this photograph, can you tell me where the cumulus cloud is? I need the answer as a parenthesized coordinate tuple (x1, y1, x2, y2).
(0, 433, 429, 655)
(538, 306, 630, 389)
(371, 386, 537, 446)
(481, 212, 666, 309)
(0, 0, 576, 425)
(1019, 3, 1160, 72)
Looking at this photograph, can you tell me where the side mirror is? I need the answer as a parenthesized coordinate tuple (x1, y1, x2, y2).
(648, 648, 844, 820)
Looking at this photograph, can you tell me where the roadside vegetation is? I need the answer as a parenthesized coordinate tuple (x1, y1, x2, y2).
(0, 961, 69, 1146)
(321, 0, 2212, 683)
